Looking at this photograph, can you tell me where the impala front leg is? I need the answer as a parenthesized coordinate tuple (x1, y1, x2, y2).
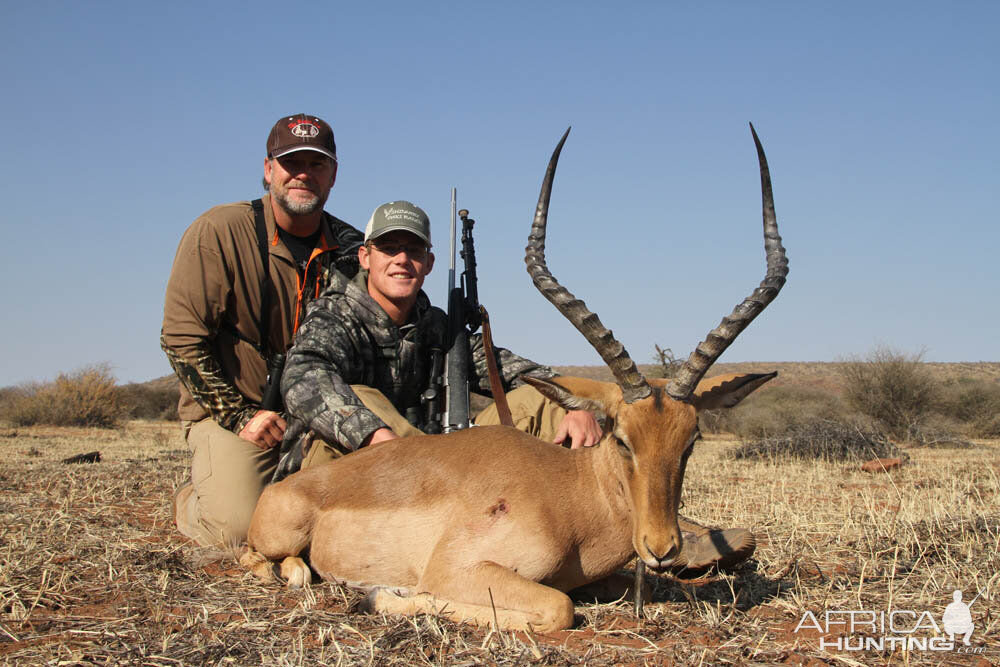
(239, 548, 312, 588)
(242, 477, 319, 587)
(279, 556, 312, 587)
(364, 560, 575, 633)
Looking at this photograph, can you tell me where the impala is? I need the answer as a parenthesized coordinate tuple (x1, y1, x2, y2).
(241, 124, 788, 632)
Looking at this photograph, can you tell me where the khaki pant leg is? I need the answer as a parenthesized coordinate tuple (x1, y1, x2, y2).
(178, 418, 279, 547)
(301, 385, 425, 470)
(474, 385, 568, 442)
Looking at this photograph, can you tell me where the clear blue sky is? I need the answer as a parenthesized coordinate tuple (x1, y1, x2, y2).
(1, 1, 997, 387)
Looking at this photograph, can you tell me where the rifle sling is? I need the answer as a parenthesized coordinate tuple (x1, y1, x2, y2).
(479, 306, 514, 427)
(217, 199, 272, 360)
(251, 198, 273, 360)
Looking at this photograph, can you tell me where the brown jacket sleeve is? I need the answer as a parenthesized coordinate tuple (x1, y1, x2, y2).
(161, 209, 259, 431)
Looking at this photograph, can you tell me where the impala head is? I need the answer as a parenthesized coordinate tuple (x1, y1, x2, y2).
(523, 126, 788, 571)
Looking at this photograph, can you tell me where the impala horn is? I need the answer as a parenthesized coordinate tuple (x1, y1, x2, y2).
(665, 123, 789, 401)
(525, 128, 653, 404)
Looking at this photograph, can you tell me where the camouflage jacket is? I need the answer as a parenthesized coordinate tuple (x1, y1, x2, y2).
(161, 196, 363, 432)
(274, 269, 556, 480)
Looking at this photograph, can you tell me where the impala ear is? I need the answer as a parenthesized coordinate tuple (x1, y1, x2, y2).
(520, 376, 610, 414)
(690, 372, 777, 411)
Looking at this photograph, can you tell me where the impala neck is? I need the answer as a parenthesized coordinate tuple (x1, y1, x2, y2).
(575, 442, 638, 570)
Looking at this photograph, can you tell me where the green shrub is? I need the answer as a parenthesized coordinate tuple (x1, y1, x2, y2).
(838, 346, 938, 440)
(0, 364, 126, 428)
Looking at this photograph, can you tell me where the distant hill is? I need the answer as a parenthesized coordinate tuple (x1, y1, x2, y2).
(141, 362, 1000, 393)
(114, 362, 1000, 424)
(552, 362, 1000, 393)
(139, 374, 181, 392)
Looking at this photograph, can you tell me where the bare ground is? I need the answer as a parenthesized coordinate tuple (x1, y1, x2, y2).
(1, 419, 998, 665)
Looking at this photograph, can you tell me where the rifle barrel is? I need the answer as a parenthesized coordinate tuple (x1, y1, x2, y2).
(448, 188, 457, 289)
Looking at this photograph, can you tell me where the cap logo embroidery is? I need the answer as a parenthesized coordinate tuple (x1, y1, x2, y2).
(289, 121, 320, 138)
(382, 207, 422, 222)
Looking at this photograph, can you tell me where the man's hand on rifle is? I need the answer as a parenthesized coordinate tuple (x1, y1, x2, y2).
(240, 409, 286, 450)
(553, 410, 603, 449)
(362, 427, 400, 448)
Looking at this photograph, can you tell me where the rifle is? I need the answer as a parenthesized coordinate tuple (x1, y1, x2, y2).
(420, 192, 480, 433)
(422, 192, 512, 433)
(444, 194, 481, 432)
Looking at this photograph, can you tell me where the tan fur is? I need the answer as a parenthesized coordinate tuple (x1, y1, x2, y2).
(244, 372, 773, 632)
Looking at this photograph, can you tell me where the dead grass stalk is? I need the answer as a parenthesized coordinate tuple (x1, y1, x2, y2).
(1, 423, 997, 664)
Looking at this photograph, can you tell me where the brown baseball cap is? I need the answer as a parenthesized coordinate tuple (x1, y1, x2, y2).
(266, 114, 337, 162)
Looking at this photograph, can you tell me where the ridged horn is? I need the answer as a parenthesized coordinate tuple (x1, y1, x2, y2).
(665, 123, 789, 401)
(525, 128, 652, 404)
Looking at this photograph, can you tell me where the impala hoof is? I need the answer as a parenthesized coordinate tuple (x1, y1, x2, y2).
(280, 556, 312, 588)
(358, 588, 386, 614)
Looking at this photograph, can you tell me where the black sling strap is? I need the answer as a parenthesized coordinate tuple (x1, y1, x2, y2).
(251, 198, 273, 360)
(217, 200, 278, 361)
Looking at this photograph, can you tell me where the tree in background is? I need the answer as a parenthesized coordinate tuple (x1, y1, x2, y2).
(0, 364, 126, 428)
(839, 346, 937, 440)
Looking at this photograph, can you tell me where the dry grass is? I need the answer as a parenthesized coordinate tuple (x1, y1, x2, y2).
(1, 421, 998, 665)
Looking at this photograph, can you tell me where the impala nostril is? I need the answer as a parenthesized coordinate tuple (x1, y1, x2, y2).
(643, 537, 678, 566)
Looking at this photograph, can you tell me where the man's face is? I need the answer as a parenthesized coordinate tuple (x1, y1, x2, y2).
(359, 230, 434, 310)
(264, 151, 337, 216)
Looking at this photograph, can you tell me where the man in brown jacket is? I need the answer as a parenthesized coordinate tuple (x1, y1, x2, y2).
(162, 114, 364, 547)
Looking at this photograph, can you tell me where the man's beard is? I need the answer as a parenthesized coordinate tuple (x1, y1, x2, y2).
(274, 184, 325, 216)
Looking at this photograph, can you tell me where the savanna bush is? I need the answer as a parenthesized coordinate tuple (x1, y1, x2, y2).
(728, 417, 905, 462)
(648, 345, 684, 379)
(935, 378, 1000, 438)
(120, 383, 179, 421)
(838, 346, 937, 440)
(701, 385, 848, 438)
(0, 364, 126, 428)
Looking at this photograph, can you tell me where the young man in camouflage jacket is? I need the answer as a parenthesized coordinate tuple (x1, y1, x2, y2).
(161, 114, 363, 547)
(275, 200, 759, 576)
(273, 200, 603, 480)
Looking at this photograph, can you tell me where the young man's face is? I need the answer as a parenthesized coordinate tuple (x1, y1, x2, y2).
(264, 151, 337, 216)
(359, 230, 434, 313)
